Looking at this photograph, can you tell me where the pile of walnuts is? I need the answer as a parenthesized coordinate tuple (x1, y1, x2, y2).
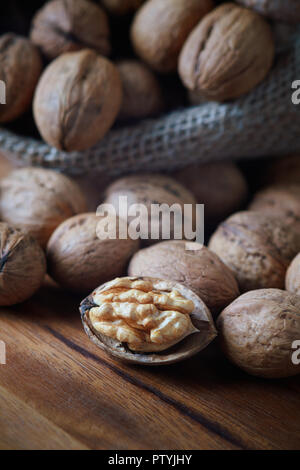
(0, 1, 299, 377)
(2, 0, 298, 151)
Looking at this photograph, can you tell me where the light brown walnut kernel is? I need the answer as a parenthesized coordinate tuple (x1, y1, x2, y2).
(0, 223, 46, 306)
(236, 0, 300, 24)
(179, 3, 274, 102)
(217, 289, 300, 378)
(80, 276, 217, 365)
(128, 241, 239, 317)
(47, 213, 139, 292)
(117, 60, 164, 120)
(30, 0, 111, 60)
(131, 0, 214, 73)
(0, 168, 87, 248)
(33, 50, 122, 152)
(0, 34, 42, 123)
(286, 253, 300, 296)
(209, 211, 300, 292)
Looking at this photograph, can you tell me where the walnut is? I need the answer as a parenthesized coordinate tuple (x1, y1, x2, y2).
(262, 155, 300, 186)
(0, 168, 87, 248)
(0, 34, 42, 123)
(208, 211, 300, 292)
(101, 0, 144, 15)
(131, 0, 214, 73)
(80, 276, 217, 364)
(286, 253, 300, 296)
(0, 223, 46, 306)
(104, 174, 196, 245)
(117, 60, 164, 121)
(236, 0, 300, 24)
(175, 162, 248, 228)
(128, 241, 239, 317)
(30, 0, 110, 60)
(217, 289, 300, 378)
(47, 213, 139, 292)
(179, 3, 274, 102)
(249, 185, 300, 235)
(33, 49, 122, 152)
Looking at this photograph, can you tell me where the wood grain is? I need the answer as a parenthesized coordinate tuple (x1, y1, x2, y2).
(0, 281, 299, 450)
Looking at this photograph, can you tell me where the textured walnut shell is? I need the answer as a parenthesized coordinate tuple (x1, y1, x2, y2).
(105, 174, 196, 245)
(128, 241, 239, 317)
(249, 185, 300, 235)
(33, 50, 122, 152)
(262, 155, 300, 186)
(80, 276, 217, 365)
(0, 223, 46, 306)
(117, 60, 164, 120)
(0, 34, 42, 123)
(0, 168, 87, 248)
(175, 162, 248, 228)
(286, 253, 300, 296)
(30, 0, 110, 60)
(131, 0, 214, 73)
(179, 3, 274, 102)
(236, 0, 300, 23)
(101, 0, 144, 15)
(209, 211, 300, 292)
(217, 289, 300, 378)
(47, 213, 139, 292)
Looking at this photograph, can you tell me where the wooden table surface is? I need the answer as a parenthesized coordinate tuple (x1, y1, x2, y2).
(0, 280, 299, 450)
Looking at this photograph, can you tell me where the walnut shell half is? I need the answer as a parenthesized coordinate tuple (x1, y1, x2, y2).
(217, 289, 300, 378)
(286, 253, 300, 296)
(179, 3, 274, 102)
(80, 276, 217, 365)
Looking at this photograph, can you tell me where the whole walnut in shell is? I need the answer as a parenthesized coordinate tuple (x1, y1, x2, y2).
(104, 174, 196, 245)
(128, 240, 239, 316)
(117, 60, 164, 120)
(47, 213, 139, 292)
(0, 34, 42, 123)
(30, 0, 110, 60)
(179, 3, 274, 102)
(286, 253, 300, 296)
(101, 0, 144, 15)
(262, 155, 300, 186)
(0, 168, 87, 248)
(0, 223, 46, 306)
(249, 184, 300, 235)
(217, 289, 300, 378)
(209, 211, 300, 292)
(236, 0, 300, 24)
(175, 162, 248, 228)
(33, 50, 122, 152)
(131, 0, 214, 73)
(80, 276, 217, 365)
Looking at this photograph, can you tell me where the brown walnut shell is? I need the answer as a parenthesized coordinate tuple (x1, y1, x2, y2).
(101, 0, 144, 15)
(179, 3, 274, 102)
(175, 162, 248, 228)
(117, 60, 164, 120)
(0, 168, 87, 248)
(131, 0, 214, 73)
(80, 276, 217, 365)
(217, 289, 300, 379)
(0, 223, 46, 306)
(249, 184, 300, 235)
(104, 174, 196, 245)
(0, 34, 42, 123)
(47, 213, 139, 292)
(30, 0, 110, 60)
(236, 0, 300, 24)
(128, 241, 239, 317)
(209, 211, 300, 292)
(33, 49, 122, 152)
(286, 253, 300, 296)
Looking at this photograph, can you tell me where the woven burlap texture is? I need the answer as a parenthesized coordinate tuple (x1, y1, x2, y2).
(0, 33, 299, 176)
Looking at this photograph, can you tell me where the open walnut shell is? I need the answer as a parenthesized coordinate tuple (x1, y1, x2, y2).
(80, 276, 217, 365)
